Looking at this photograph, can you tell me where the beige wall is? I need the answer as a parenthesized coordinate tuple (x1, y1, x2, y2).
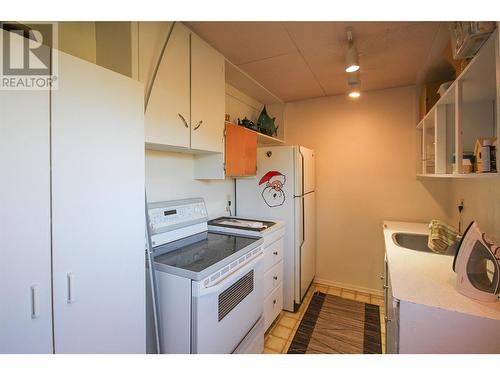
(445, 179, 500, 243)
(146, 151, 234, 218)
(58, 22, 96, 63)
(95, 22, 133, 77)
(285, 86, 450, 292)
(58, 22, 134, 78)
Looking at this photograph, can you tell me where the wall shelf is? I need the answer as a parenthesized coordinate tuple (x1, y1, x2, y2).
(416, 29, 499, 178)
(257, 131, 284, 146)
(225, 59, 285, 143)
(417, 173, 499, 179)
(225, 60, 283, 105)
(225, 122, 284, 146)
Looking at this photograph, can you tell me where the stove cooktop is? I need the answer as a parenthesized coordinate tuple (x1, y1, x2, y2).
(153, 231, 262, 280)
(208, 217, 276, 232)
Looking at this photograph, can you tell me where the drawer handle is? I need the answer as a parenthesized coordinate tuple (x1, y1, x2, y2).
(178, 113, 189, 128)
(385, 316, 392, 323)
(30, 284, 40, 319)
(273, 276, 278, 280)
(194, 120, 203, 130)
(380, 275, 385, 280)
(67, 272, 75, 304)
(273, 251, 278, 256)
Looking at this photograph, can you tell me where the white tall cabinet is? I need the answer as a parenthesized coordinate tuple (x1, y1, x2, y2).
(0, 81, 53, 354)
(51, 51, 145, 353)
(0, 30, 145, 353)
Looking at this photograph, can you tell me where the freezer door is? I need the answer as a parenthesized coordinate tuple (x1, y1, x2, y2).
(299, 146, 315, 194)
(300, 192, 316, 299)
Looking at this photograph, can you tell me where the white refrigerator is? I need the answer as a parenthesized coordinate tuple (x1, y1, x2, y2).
(236, 145, 316, 312)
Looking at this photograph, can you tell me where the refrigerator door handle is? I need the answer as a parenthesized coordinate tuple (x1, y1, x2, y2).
(301, 196, 305, 247)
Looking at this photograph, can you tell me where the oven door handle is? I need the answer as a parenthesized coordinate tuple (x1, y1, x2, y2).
(195, 252, 263, 297)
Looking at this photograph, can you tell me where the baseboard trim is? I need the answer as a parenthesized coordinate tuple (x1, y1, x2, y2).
(314, 277, 383, 297)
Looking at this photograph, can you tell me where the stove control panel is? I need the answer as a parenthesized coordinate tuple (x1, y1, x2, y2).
(148, 198, 208, 235)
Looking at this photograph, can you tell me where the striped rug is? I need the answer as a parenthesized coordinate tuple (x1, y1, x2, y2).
(287, 292, 382, 354)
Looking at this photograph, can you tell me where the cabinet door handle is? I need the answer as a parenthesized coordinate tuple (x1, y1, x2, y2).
(30, 284, 40, 319)
(178, 113, 188, 128)
(383, 285, 388, 290)
(273, 299, 277, 305)
(380, 275, 385, 280)
(273, 251, 278, 256)
(384, 316, 392, 323)
(273, 276, 278, 280)
(193, 120, 203, 130)
(67, 272, 75, 304)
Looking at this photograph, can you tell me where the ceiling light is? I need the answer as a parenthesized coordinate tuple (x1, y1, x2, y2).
(345, 28, 359, 73)
(349, 90, 361, 99)
(345, 46, 359, 72)
(348, 74, 361, 98)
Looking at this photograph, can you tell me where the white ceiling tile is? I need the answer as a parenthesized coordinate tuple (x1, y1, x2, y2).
(238, 52, 325, 102)
(283, 21, 422, 51)
(185, 21, 447, 102)
(184, 21, 297, 65)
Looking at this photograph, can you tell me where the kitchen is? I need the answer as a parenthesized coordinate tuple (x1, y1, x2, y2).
(1, 0, 500, 372)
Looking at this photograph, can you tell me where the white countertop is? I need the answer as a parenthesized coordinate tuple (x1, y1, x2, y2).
(383, 221, 500, 321)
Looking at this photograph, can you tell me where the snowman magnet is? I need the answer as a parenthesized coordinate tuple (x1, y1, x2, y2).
(258, 170, 286, 207)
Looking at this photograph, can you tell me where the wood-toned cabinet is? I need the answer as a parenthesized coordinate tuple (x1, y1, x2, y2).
(144, 22, 224, 155)
(225, 123, 257, 177)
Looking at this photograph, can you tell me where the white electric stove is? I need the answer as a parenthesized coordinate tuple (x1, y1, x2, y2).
(209, 216, 286, 330)
(146, 198, 264, 354)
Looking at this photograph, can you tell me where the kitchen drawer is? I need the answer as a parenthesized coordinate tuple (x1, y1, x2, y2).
(264, 260, 283, 297)
(263, 237, 284, 273)
(264, 284, 283, 332)
(262, 227, 285, 248)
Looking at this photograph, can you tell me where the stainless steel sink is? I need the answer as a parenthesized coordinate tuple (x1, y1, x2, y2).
(392, 232, 459, 256)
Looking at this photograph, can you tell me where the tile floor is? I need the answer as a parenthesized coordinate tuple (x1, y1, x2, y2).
(263, 283, 385, 354)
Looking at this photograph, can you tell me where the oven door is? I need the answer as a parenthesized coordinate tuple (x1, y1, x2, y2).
(191, 251, 264, 354)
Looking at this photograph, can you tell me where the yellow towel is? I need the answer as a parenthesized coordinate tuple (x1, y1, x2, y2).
(428, 220, 459, 253)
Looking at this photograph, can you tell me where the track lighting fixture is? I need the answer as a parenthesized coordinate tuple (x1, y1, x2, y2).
(345, 27, 359, 73)
(348, 71, 361, 98)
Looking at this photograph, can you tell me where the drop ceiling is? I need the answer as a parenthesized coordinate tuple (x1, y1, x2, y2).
(184, 21, 455, 102)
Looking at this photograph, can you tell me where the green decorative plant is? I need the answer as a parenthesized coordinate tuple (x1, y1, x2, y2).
(257, 106, 278, 137)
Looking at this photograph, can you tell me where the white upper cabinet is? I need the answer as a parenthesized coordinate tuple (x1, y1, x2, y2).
(144, 22, 191, 150)
(191, 33, 225, 153)
(142, 22, 225, 154)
